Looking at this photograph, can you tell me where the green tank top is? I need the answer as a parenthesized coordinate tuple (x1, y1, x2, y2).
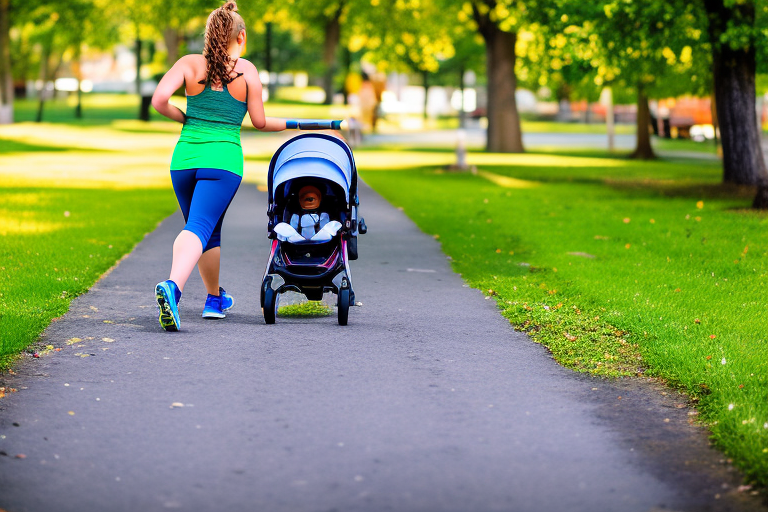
(170, 79, 249, 176)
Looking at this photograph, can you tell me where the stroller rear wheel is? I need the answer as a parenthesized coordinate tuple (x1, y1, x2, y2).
(337, 288, 350, 326)
(263, 287, 278, 324)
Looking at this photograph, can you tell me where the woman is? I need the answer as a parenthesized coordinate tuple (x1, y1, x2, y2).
(151, 1, 292, 331)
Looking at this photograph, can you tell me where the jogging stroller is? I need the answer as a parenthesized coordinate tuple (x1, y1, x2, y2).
(260, 133, 367, 325)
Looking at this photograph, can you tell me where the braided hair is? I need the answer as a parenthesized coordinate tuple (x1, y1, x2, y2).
(202, 1, 246, 86)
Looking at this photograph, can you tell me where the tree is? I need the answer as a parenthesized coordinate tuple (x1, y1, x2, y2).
(554, 0, 710, 159)
(470, 0, 529, 153)
(0, 0, 12, 124)
(357, 0, 461, 117)
(701, 0, 768, 208)
(283, 0, 348, 105)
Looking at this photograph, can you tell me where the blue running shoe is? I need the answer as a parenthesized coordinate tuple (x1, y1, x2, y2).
(219, 287, 234, 311)
(202, 293, 225, 319)
(155, 280, 181, 331)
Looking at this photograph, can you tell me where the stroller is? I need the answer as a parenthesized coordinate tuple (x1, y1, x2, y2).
(260, 133, 367, 325)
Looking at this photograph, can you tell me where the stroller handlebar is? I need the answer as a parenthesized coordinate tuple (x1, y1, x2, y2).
(286, 120, 342, 131)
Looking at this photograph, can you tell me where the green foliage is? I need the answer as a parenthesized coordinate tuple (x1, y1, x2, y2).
(362, 148, 767, 484)
(550, 0, 711, 99)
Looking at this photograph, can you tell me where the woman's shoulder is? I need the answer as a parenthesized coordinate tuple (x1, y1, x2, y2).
(179, 54, 205, 65)
(236, 58, 258, 75)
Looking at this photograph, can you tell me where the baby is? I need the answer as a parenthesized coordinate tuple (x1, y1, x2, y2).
(291, 185, 331, 239)
(274, 184, 342, 243)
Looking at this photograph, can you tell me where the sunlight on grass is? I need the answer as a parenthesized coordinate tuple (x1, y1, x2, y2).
(476, 170, 539, 189)
(0, 216, 69, 235)
(469, 152, 626, 168)
(355, 148, 628, 171)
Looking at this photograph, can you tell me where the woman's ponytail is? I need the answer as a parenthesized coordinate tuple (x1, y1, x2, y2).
(202, 1, 246, 86)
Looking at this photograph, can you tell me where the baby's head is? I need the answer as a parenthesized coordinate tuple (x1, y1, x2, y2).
(298, 185, 322, 210)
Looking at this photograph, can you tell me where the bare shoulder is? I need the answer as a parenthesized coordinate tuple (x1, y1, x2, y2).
(237, 58, 259, 75)
(178, 54, 205, 68)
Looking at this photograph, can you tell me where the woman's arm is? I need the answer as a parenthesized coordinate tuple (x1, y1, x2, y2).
(151, 57, 189, 124)
(243, 63, 287, 131)
(242, 61, 340, 132)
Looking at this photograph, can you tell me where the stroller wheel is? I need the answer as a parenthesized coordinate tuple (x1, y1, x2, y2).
(337, 288, 350, 326)
(263, 288, 278, 324)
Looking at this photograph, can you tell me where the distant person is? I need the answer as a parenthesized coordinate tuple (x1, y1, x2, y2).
(371, 72, 386, 132)
(151, 1, 308, 331)
(359, 72, 377, 132)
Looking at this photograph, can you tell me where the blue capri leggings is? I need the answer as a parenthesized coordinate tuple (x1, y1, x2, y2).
(170, 168, 242, 252)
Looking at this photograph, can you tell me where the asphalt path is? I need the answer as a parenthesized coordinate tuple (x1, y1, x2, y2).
(1, 182, 765, 512)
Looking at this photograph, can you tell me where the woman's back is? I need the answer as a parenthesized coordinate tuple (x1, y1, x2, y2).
(171, 55, 251, 175)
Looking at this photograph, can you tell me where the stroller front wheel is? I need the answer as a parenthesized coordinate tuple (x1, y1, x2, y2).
(337, 288, 350, 326)
(263, 288, 278, 324)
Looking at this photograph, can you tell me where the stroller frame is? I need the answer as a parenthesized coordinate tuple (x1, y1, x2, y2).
(260, 133, 366, 325)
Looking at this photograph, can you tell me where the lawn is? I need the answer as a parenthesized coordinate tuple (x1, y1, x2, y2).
(360, 149, 768, 485)
(0, 125, 181, 367)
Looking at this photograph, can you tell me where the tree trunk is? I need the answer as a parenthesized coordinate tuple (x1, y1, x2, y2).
(629, 86, 655, 159)
(36, 40, 52, 123)
(73, 43, 82, 119)
(471, 2, 523, 152)
(483, 27, 523, 152)
(265, 21, 275, 98)
(322, 8, 342, 106)
(135, 35, 151, 122)
(753, 185, 768, 209)
(710, 82, 721, 155)
(0, 0, 13, 124)
(163, 28, 180, 67)
(704, 0, 767, 191)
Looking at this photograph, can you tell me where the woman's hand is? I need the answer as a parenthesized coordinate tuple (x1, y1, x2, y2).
(151, 57, 189, 124)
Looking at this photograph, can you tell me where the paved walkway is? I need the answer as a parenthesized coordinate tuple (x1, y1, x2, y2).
(0, 183, 765, 512)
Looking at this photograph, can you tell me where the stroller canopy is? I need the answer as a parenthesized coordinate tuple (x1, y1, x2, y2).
(271, 135, 354, 203)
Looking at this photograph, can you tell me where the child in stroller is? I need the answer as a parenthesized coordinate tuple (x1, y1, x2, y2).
(273, 183, 342, 243)
(261, 133, 366, 325)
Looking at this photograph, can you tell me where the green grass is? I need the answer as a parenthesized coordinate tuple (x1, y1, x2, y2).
(0, 187, 177, 367)
(0, 137, 72, 154)
(361, 150, 768, 485)
(14, 94, 144, 124)
(652, 137, 719, 155)
(278, 301, 333, 317)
